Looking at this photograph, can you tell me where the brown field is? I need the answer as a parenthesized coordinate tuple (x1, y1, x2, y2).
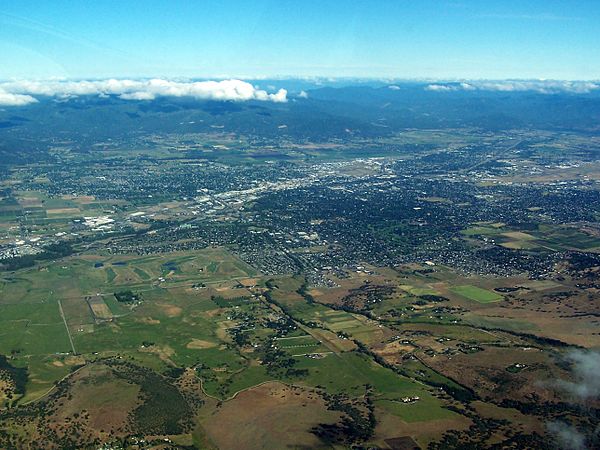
(211, 287, 244, 298)
(200, 382, 341, 450)
(422, 346, 564, 403)
(46, 208, 81, 215)
(158, 303, 183, 317)
(373, 410, 471, 449)
(302, 326, 357, 353)
(238, 277, 259, 287)
(501, 160, 600, 183)
(502, 231, 536, 240)
(18, 196, 43, 207)
(137, 316, 161, 325)
(471, 401, 543, 435)
(461, 286, 600, 347)
(37, 364, 141, 444)
(374, 341, 417, 364)
(89, 302, 112, 320)
(139, 345, 177, 365)
(186, 339, 218, 349)
(66, 195, 96, 204)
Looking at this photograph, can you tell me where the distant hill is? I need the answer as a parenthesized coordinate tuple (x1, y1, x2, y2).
(1, 82, 600, 163)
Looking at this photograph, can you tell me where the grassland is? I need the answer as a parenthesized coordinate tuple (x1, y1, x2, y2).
(450, 285, 503, 303)
(0, 237, 586, 449)
(0, 247, 262, 401)
(462, 222, 600, 253)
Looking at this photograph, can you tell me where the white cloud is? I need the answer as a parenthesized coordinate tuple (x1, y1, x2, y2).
(388, 85, 401, 90)
(459, 82, 476, 90)
(298, 90, 309, 98)
(119, 91, 156, 100)
(546, 422, 586, 450)
(0, 78, 288, 104)
(425, 80, 600, 94)
(425, 84, 456, 91)
(0, 88, 38, 106)
(554, 350, 600, 400)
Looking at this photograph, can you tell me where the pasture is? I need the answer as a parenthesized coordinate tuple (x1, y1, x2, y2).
(0, 247, 262, 401)
(450, 285, 503, 303)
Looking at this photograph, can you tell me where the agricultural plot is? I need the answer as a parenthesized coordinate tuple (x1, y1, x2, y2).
(0, 301, 72, 357)
(375, 398, 458, 423)
(293, 307, 384, 344)
(0, 246, 264, 399)
(535, 226, 600, 252)
(450, 285, 503, 303)
(200, 382, 342, 450)
(275, 335, 326, 354)
(293, 351, 454, 426)
(462, 222, 600, 253)
(301, 327, 357, 353)
(398, 284, 440, 296)
(90, 248, 259, 289)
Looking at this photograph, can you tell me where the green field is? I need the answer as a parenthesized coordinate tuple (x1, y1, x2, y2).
(375, 398, 458, 422)
(450, 285, 503, 303)
(0, 247, 263, 400)
(462, 223, 600, 254)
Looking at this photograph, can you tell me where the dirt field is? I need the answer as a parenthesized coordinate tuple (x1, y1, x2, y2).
(201, 382, 341, 450)
(422, 346, 564, 403)
(186, 339, 218, 349)
(43, 364, 141, 443)
(373, 410, 471, 448)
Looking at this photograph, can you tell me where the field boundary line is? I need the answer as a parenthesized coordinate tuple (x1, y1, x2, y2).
(58, 299, 77, 355)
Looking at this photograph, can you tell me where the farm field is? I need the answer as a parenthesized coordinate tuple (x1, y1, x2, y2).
(0, 121, 599, 449)
(2, 234, 597, 450)
(449, 285, 504, 303)
(0, 250, 510, 448)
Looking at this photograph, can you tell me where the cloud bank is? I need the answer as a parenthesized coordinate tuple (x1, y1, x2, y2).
(425, 80, 600, 94)
(0, 88, 38, 106)
(0, 78, 287, 106)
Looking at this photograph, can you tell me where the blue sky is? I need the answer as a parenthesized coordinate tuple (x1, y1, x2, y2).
(0, 0, 599, 80)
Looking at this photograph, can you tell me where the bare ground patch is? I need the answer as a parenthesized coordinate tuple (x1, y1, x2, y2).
(201, 382, 340, 450)
(186, 339, 218, 349)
